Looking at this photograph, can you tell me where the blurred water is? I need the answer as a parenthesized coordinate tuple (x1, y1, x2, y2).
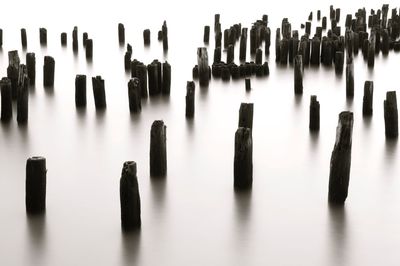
(0, 0, 400, 265)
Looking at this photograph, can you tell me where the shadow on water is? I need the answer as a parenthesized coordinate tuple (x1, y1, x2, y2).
(384, 137, 398, 165)
(362, 115, 372, 130)
(148, 94, 170, 107)
(185, 117, 195, 137)
(309, 130, 319, 151)
(121, 229, 141, 266)
(95, 109, 106, 125)
(234, 188, 252, 229)
(17, 122, 29, 143)
(294, 94, 302, 109)
(44, 86, 55, 97)
(26, 214, 46, 262)
(328, 202, 347, 266)
(75, 107, 87, 124)
(345, 96, 353, 109)
(1, 120, 12, 138)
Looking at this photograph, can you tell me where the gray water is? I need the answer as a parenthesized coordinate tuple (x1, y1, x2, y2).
(1, 0, 400, 265)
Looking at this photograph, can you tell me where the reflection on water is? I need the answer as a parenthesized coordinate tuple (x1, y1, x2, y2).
(328, 203, 347, 266)
(234, 189, 252, 229)
(26, 214, 46, 264)
(121, 230, 141, 266)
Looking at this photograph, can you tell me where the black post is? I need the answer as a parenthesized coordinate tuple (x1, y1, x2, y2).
(0, 78, 12, 122)
(128, 78, 141, 113)
(136, 64, 148, 98)
(238, 103, 254, 129)
(43, 56, 55, 87)
(203, 26, 210, 44)
(150, 120, 167, 177)
(234, 127, 253, 189)
(85, 39, 93, 60)
(26, 53, 36, 85)
(120, 161, 141, 230)
(17, 68, 29, 124)
(346, 60, 354, 98)
(21, 28, 27, 49)
(39, 28, 47, 46)
(61, 32, 67, 46)
(362, 81, 373, 116)
(143, 29, 150, 46)
(75, 75, 87, 108)
(384, 91, 398, 138)
(92, 76, 107, 109)
(197, 47, 210, 87)
(26, 157, 47, 214)
(118, 23, 125, 44)
(162, 62, 171, 95)
(245, 78, 251, 91)
(185, 81, 195, 118)
(294, 55, 303, 94)
(309, 95, 320, 131)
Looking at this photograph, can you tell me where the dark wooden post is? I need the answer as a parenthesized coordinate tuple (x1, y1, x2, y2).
(238, 103, 254, 129)
(227, 44, 234, 64)
(0, 29, 2, 47)
(147, 61, 160, 95)
(346, 60, 354, 98)
(7, 50, 20, 99)
(328, 111, 354, 204)
(362, 81, 373, 116)
(185, 81, 195, 118)
(26, 157, 47, 214)
(294, 55, 303, 94)
(128, 78, 141, 113)
(43, 56, 55, 87)
(143, 29, 150, 45)
(72, 26, 78, 52)
(136, 64, 148, 98)
(75, 75, 87, 108)
(118, 23, 125, 44)
(310, 36, 320, 65)
(21, 28, 27, 49)
(85, 39, 93, 60)
(255, 48, 262, 64)
(384, 91, 398, 138)
(214, 47, 221, 63)
(334, 51, 344, 74)
(234, 127, 253, 189)
(17, 67, 29, 124)
(120, 161, 141, 230)
(39, 28, 47, 46)
(239, 28, 247, 61)
(150, 120, 167, 177)
(61, 32, 67, 46)
(26, 53, 36, 85)
(203, 26, 210, 43)
(0, 78, 12, 122)
(245, 78, 251, 91)
(92, 76, 106, 109)
(197, 47, 210, 87)
(83, 32, 88, 46)
(162, 62, 171, 95)
(309, 95, 320, 131)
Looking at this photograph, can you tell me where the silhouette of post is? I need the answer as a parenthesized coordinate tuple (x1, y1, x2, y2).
(346, 60, 354, 98)
(26, 53, 36, 85)
(203, 26, 210, 43)
(120, 161, 141, 230)
(85, 39, 93, 59)
(26, 157, 47, 214)
(239, 28, 247, 61)
(150, 120, 167, 177)
(21, 28, 27, 49)
(136, 64, 148, 98)
(0, 78, 12, 122)
(39, 28, 47, 46)
(245, 78, 251, 91)
(17, 67, 29, 124)
(238, 103, 254, 129)
(328, 111, 353, 204)
(128, 78, 141, 113)
(92, 76, 106, 109)
(185, 81, 195, 118)
(72, 26, 78, 52)
(197, 47, 210, 87)
(234, 127, 253, 189)
(362, 81, 373, 116)
(143, 29, 150, 45)
(147, 61, 160, 95)
(83, 32, 88, 46)
(384, 91, 398, 138)
(162, 62, 171, 95)
(294, 55, 303, 94)
(43, 56, 55, 87)
(118, 23, 125, 44)
(7, 50, 20, 99)
(75, 75, 87, 107)
(61, 32, 67, 46)
(309, 95, 320, 131)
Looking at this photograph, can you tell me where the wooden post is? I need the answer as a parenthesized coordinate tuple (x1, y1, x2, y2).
(334, 51, 344, 74)
(0, 29, 2, 47)
(92, 76, 106, 109)
(310, 36, 320, 65)
(26, 53, 36, 85)
(238, 103, 254, 129)
(328, 111, 354, 204)
(255, 48, 262, 64)
(362, 81, 373, 116)
(124, 51, 132, 71)
(7, 50, 20, 99)
(346, 60, 354, 98)
(245, 78, 251, 91)
(143, 29, 150, 46)
(43, 56, 55, 87)
(215, 31, 222, 48)
(85, 39, 93, 60)
(83, 32, 88, 47)
(162, 62, 171, 95)
(72, 26, 78, 52)
(147, 61, 160, 95)
(203, 26, 210, 43)
(384, 91, 398, 138)
(118, 23, 125, 44)
(75, 75, 87, 108)
(227, 44, 234, 64)
(21, 28, 27, 49)
(61, 32, 67, 46)
(309, 95, 320, 131)
(17, 67, 29, 124)
(214, 47, 221, 63)
(197, 47, 210, 87)
(294, 55, 303, 94)
(39, 28, 47, 46)
(136, 64, 148, 98)
(234, 127, 253, 189)
(26, 157, 47, 214)
(162, 21, 168, 51)
(128, 78, 141, 113)
(239, 28, 247, 61)
(150, 120, 167, 177)
(185, 81, 195, 118)
(120, 161, 141, 230)
(0, 78, 12, 122)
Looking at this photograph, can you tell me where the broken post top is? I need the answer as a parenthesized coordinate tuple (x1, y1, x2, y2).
(121, 161, 137, 182)
(334, 111, 354, 150)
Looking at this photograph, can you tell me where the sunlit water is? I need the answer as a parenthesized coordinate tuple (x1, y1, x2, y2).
(0, 0, 400, 265)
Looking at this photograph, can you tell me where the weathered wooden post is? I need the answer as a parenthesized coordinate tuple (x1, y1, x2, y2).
(39, 28, 47, 46)
(384, 91, 398, 138)
(85, 39, 93, 60)
(147, 61, 160, 95)
(0, 78, 12, 122)
(197, 47, 210, 87)
(43, 56, 55, 87)
(150, 120, 167, 177)
(203, 26, 210, 43)
(294, 55, 303, 94)
(26, 53, 36, 85)
(328, 111, 354, 204)
(7, 50, 20, 99)
(245, 78, 251, 91)
(120, 161, 141, 230)
(346, 59, 354, 98)
(61, 32, 67, 46)
(143, 29, 150, 45)
(118, 23, 125, 44)
(136, 64, 148, 98)
(234, 127, 253, 189)
(185, 81, 195, 118)
(75, 75, 87, 108)
(238, 103, 254, 129)
(17, 68, 29, 124)
(309, 95, 320, 131)
(162, 62, 171, 95)
(128, 78, 141, 113)
(92, 76, 106, 109)
(362, 81, 373, 116)
(26, 157, 47, 214)
(21, 28, 27, 49)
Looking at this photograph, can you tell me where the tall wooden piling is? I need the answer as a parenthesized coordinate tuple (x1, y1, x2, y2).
(162, 62, 171, 95)
(362, 81, 373, 116)
(39, 28, 47, 46)
(43, 56, 55, 87)
(197, 47, 210, 87)
(143, 29, 150, 45)
(17, 68, 29, 124)
(75, 75, 87, 108)
(150, 120, 167, 177)
(92, 76, 106, 109)
(118, 23, 125, 44)
(346, 60, 354, 98)
(384, 91, 398, 138)
(185, 81, 195, 118)
(128, 78, 141, 113)
(234, 127, 253, 189)
(238, 103, 254, 129)
(26, 53, 36, 85)
(26, 157, 47, 214)
(0, 78, 12, 122)
(120, 161, 141, 230)
(309, 95, 320, 131)
(21, 28, 27, 49)
(85, 39, 93, 59)
(328, 111, 354, 204)
(294, 55, 303, 94)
